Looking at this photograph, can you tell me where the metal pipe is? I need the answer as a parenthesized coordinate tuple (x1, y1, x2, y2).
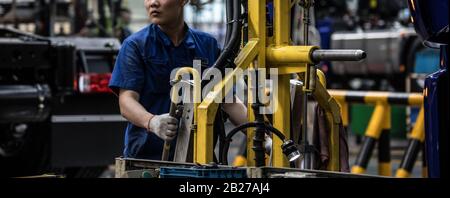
(266, 48, 366, 64)
(300, 0, 313, 170)
(266, 46, 317, 64)
(311, 49, 367, 62)
(302, 90, 310, 169)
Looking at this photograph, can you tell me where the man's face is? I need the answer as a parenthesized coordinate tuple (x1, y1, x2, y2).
(145, 0, 187, 25)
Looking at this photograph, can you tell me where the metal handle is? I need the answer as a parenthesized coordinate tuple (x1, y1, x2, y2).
(161, 141, 171, 161)
(161, 102, 180, 161)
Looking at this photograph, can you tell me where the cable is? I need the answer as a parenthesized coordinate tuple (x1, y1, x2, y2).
(224, 0, 233, 46)
(204, 0, 241, 75)
(208, 0, 242, 164)
(220, 122, 286, 165)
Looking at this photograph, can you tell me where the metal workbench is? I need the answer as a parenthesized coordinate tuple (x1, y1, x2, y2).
(115, 158, 381, 178)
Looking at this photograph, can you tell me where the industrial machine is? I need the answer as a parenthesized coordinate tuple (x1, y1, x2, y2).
(116, 0, 368, 179)
(0, 0, 137, 178)
(0, 27, 125, 177)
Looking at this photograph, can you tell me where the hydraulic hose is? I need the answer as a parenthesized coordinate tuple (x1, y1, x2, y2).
(220, 122, 286, 165)
(204, 0, 242, 164)
(224, 0, 233, 46)
(207, 0, 241, 73)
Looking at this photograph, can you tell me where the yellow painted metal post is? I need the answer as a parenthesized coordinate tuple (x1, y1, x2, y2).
(316, 69, 327, 88)
(325, 112, 341, 171)
(365, 103, 388, 139)
(395, 106, 425, 178)
(196, 103, 219, 163)
(246, 63, 256, 167)
(271, 0, 291, 168)
(340, 102, 349, 127)
(247, 0, 266, 167)
(352, 103, 388, 174)
(378, 105, 392, 176)
(273, 0, 290, 46)
(248, 0, 266, 42)
(273, 75, 291, 167)
(409, 107, 425, 142)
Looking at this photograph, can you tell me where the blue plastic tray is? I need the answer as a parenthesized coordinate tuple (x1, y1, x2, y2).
(159, 167, 247, 178)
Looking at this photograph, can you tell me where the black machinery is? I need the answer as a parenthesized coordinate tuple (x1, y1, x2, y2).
(0, 27, 125, 177)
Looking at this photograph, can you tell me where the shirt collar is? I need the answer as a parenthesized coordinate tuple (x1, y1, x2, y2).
(184, 27, 196, 49)
(155, 23, 196, 49)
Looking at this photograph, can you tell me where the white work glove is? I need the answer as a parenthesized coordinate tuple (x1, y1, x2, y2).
(148, 113, 178, 141)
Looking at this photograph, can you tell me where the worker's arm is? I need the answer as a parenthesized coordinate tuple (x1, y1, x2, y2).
(119, 89, 178, 141)
(119, 89, 152, 129)
(222, 96, 248, 126)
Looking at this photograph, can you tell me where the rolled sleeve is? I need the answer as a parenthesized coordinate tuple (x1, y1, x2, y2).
(109, 39, 145, 95)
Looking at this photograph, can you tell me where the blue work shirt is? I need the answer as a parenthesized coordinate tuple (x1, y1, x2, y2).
(109, 24, 220, 160)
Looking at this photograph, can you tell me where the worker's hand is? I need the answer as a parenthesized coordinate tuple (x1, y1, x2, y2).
(148, 113, 178, 141)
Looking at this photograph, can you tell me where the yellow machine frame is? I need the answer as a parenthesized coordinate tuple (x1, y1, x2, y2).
(190, 0, 342, 170)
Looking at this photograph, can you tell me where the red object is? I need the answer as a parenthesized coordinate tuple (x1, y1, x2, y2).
(77, 73, 112, 93)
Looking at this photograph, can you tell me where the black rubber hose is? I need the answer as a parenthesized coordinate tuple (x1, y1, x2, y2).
(206, 0, 241, 74)
(200, 0, 241, 88)
(228, 0, 243, 68)
(212, 0, 239, 164)
(241, 0, 248, 45)
(215, 108, 227, 164)
(224, 0, 233, 46)
(229, 0, 242, 57)
(207, 0, 241, 164)
(220, 0, 241, 71)
(221, 122, 286, 165)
